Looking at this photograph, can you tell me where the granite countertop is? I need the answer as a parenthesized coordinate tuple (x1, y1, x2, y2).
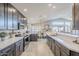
(46, 32, 79, 53)
(0, 33, 31, 51)
(0, 37, 23, 50)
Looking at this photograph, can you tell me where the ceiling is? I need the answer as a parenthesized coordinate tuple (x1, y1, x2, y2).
(12, 3, 73, 24)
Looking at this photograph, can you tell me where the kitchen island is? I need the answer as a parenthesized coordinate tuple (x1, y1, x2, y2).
(46, 32, 79, 56)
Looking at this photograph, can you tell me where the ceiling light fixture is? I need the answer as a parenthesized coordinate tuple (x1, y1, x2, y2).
(23, 9, 28, 12)
(52, 6, 56, 8)
(48, 4, 52, 7)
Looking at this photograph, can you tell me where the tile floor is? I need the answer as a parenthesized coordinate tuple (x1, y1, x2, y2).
(21, 38, 54, 56)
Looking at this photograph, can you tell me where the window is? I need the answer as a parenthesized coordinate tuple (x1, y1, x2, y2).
(50, 18, 72, 33)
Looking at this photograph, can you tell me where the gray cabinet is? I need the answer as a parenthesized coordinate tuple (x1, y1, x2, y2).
(0, 44, 15, 56)
(55, 44, 60, 56)
(46, 35, 71, 56)
(60, 44, 70, 56)
(51, 39, 55, 54)
(55, 41, 61, 56)
(15, 39, 23, 56)
(46, 35, 52, 49)
(0, 39, 24, 56)
(0, 3, 5, 29)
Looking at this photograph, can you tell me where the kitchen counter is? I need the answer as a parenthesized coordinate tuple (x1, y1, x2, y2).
(0, 37, 23, 51)
(0, 33, 31, 51)
(46, 32, 79, 53)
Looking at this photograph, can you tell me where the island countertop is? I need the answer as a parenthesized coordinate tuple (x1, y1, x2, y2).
(46, 32, 79, 53)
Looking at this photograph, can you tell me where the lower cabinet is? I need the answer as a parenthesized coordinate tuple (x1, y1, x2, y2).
(15, 39, 23, 56)
(0, 44, 15, 56)
(46, 35, 79, 56)
(55, 41, 70, 56)
(0, 39, 24, 56)
(55, 44, 61, 56)
(51, 39, 55, 54)
(46, 35, 52, 49)
(61, 51, 69, 56)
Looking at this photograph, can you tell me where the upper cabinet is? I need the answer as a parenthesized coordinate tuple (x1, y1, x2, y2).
(73, 3, 79, 30)
(8, 4, 13, 29)
(0, 4, 5, 29)
(12, 6, 18, 30)
(0, 3, 27, 30)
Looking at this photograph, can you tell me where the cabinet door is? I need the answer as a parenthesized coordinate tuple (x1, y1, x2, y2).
(60, 44, 70, 56)
(16, 41, 20, 56)
(47, 36, 49, 46)
(12, 8, 18, 30)
(55, 45, 61, 56)
(47, 36, 52, 49)
(4, 3, 8, 29)
(1, 44, 15, 56)
(8, 4, 13, 29)
(49, 39, 52, 49)
(61, 51, 68, 56)
(0, 3, 5, 29)
(19, 40, 23, 55)
(16, 39, 23, 56)
(51, 39, 55, 54)
(16, 45, 20, 56)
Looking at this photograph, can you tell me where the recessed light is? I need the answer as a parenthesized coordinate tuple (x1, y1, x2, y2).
(48, 4, 52, 7)
(23, 9, 28, 12)
(52, 6, 56, 8)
